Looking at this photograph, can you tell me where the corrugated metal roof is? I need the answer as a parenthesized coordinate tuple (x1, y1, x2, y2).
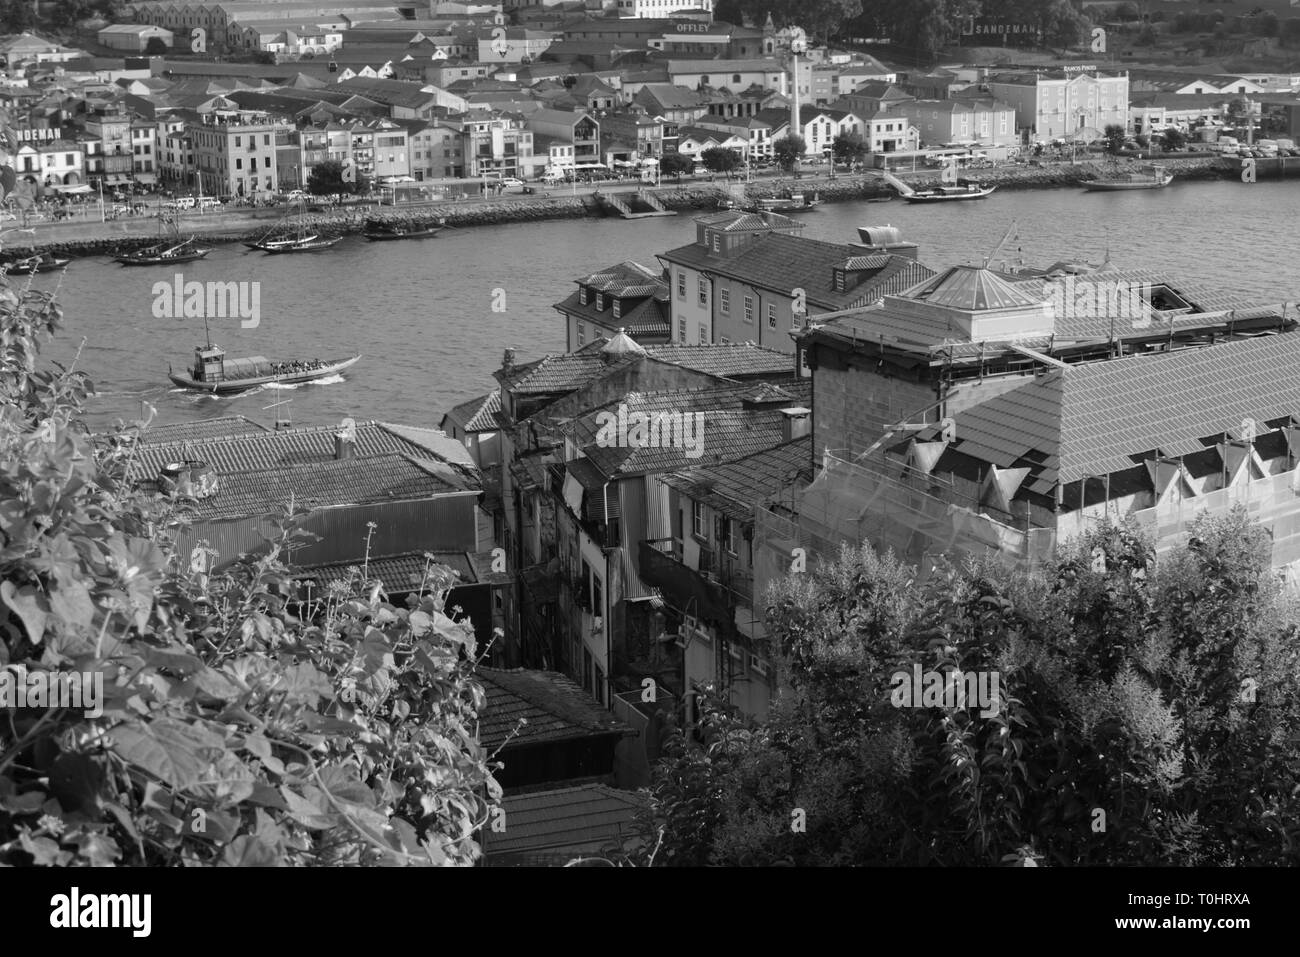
(906, 265, 1046, 311)
(662, 436, 813, 521)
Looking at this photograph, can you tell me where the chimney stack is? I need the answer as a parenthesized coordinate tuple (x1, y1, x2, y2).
(779, 406, 811, 443)
(502, 347, 516, 372)
(334, 432, 354, 459)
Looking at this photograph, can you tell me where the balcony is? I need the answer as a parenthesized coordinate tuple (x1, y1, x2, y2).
(638, 538, 751, 622)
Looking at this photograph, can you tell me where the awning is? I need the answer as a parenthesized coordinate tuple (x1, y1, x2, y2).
(52, 184, 92, 194)
(134, 173, 158, 184)
(103, 174, 131, 185)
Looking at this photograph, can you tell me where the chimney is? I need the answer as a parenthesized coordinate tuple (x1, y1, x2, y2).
(334, 432, 354, 459)
(502, 346, 516, 372)
(779, 406, 811, 442)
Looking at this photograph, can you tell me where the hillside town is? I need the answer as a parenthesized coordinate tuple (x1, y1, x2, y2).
(2, 0, 1300, 883)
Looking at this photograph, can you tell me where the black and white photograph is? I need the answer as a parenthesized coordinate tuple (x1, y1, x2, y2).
(0, 0, 1291, 930)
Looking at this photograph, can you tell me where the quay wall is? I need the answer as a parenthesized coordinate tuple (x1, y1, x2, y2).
(3, 156, 1248, 258)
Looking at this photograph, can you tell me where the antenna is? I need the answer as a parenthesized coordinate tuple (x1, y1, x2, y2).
(983, 219, 1018, 269)
(203, 312, 212, 349)
(263, 397, 293, 430)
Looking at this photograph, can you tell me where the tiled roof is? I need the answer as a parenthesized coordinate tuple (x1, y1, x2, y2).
(181, 453, 462, 521)
(917, 333, 1300, 494)
(131, 415, 269, 444)
(131, 420, 478, 488)
(499, 343, 794, 396)
(482, 784, 646, 862)
(691, 209, 802, 232)
(567, 380, 812, 477)
(293, 550, 479, 591)
(662, 235, 937, 311)
(643, 343, 794, 378)
(443, 391, 502, 433)
(575, 260, 665, 297)
(477, 668, 629, 752)
(661, 436, 814, 521)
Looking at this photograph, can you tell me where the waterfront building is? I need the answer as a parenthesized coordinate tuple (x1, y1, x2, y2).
(665, 58, 787, 95)
(525, 108, 599, 167)
(661, 217, 934, 359)
(462, 110, 534, 177)
(188, 108, 292, 201)
(553, 261, 672, 350)
(129, 118, 158, 183)
(13, 141, 83, 187)
(693, 113, 774, 159)
(78, 108, 134, 187)
(675, 125, 748, 160)
(985, 68, 1130, 143)
(611, 0, 714, 19)
(898, 97, 1017, 149)
(837, 81, 916, 120)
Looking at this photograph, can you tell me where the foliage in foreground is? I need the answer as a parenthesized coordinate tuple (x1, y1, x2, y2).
(633, 515, 1300, 866)
(0, 270, 500, 866)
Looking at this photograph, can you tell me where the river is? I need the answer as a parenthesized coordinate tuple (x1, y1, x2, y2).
(34, 178, 1300, 434)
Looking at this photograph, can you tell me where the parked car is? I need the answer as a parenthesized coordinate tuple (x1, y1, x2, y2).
(197, 198, 221, 211)
(498, 177, 524, 189)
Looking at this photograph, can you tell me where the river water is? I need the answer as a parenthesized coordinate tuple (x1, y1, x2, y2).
(33, 178, 1300, 434)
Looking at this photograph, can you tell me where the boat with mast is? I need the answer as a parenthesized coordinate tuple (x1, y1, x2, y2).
(167, 317, 360, 394)
(246, 203, 340, 253)
(901, 180, 997, 203)
(4, 252, 71, 273)
(116, 211, 210, 266)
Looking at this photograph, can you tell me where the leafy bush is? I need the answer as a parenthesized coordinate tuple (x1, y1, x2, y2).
(632, 516, 1300, 866)
(0, 265, 500, 866)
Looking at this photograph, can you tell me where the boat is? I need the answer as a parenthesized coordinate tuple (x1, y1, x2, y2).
(116, 237, 210, 266)
(901, 181, 997, 203)
(261, 235, 342, 254)
(1081, 164, 1174, 191)
(5, 252, 71, 273)
(168, 342, 361, 394)
(747, 190, 822, 213)
(362, 219, 444, 241)
(247, 206, 338, 252)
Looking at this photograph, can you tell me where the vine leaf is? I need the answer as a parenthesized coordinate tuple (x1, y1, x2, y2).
(1, 581, 47, 643)
(109, 718, 224, 791)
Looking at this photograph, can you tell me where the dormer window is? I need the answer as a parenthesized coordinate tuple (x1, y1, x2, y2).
(595, 292, 604, 310)
(612, 299, 621, 319)
(579, 286, 588, 305)
(712, 232, 720, 252)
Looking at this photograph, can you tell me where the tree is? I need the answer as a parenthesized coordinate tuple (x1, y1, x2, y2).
(0, 270, 501, 866)
(1161, 127, 1187, 152)
(629, 510, 1300, 867)
(0, 0, 34, 32)
(306, 159, 367, 197)
(659, 153, 693, 181)
(772, 133, 806, 173)
(1103, 123, 1127, 153)
(701, 146, 741, 176)
(831, 132, 867, 165)
(144, 36, 168, 55)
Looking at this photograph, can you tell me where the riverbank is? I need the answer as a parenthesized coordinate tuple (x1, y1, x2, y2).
(4, 155, 1240, 258)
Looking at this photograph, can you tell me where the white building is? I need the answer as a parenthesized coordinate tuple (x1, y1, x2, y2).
(98, 24, 175, 52)
(612, 0, 714, 17)
(987, 68, 1130, 142)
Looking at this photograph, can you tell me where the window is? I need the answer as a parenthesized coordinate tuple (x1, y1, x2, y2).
(743, 295, 753, 323)
(691, 500, 704, 538)
(235, 158, 242, 169)
(768, 303, 777, 329)
(719, 287, 729, 314)
(576, 322, 585, 346)
(728, 642, 744, 666)
(698, 277, 707, 306)
(678, 317, 686, 341)
(677, 271, 686, 297)
(711, 232, 720, 252)
(235, 136, 241, 147)
(722, 517, 736, 554)
(698, 322, 708, 344)
(751, 656, 770, 678)
(612, 299, 621, 319)
(595, 292, 604, 310)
